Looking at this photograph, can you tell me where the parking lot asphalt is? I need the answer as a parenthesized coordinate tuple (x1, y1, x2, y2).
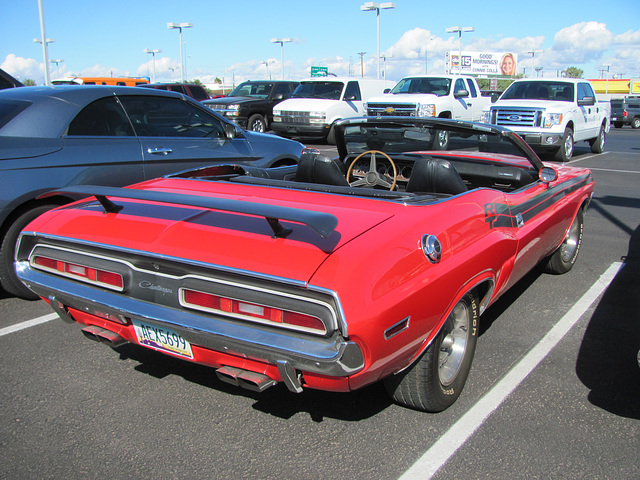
(1, 129, 639, 480)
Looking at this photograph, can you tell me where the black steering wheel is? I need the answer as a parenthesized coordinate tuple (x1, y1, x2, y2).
(346, 150, 398, 191)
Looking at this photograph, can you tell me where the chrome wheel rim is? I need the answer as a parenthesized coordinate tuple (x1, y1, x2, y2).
(564, 134, 573, 159)
(560, 215, 580, 263)
(439, 301, 470, 386)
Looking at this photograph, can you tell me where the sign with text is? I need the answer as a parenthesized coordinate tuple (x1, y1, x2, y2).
(446, 51, 518, 76)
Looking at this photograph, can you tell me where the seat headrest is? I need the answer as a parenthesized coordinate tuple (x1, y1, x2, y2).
(406, 157, 467, 195)
(295, 152, 349, 186)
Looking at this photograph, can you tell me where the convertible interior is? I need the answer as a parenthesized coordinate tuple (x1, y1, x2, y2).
(169, 120, 541, 201)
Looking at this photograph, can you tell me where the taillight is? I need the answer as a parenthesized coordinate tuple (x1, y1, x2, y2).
(180, 288, 327, 335)
(32, 256, 124, 291)
(623, 111, 628, 117)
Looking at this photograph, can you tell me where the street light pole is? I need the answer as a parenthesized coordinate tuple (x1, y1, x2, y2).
(167, 23, 193, 83)
(446, 26, 474, 74)
(271, 38, 292, 80)
(360, 2, 396, 79)
(50, 59, 63, 78)
(36, 0, 52, 85)
(144, 49, 161, 83)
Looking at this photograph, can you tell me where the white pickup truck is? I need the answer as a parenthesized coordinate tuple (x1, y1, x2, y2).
(481, 78, 610, 161)
(365, 75, 491, 122)
(271, 78, 394, 144)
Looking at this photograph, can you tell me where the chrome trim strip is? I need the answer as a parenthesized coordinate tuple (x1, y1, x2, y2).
(17, 233, 350, 337)
(17, 263, 364, 377)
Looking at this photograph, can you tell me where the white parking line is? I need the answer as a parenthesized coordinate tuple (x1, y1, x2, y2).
(0, 312, 59, 337)
(398, 261, 623, 480)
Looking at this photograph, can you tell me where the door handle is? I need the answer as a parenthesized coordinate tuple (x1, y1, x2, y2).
(147, 147, 172, 155)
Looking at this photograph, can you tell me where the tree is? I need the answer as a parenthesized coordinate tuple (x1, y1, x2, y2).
(564, 67, 583, 78)
(23, 79, 36, 86)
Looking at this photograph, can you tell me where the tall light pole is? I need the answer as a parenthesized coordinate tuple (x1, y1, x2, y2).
(50, 59, 63, 78)
(360, 2, 396, 79)
(35, 0, 53, 85)
(167, 22, 193, 83)
(144, 48, 161, 83)
(446, 26, 474, 74)
(271, 38, 292, 80)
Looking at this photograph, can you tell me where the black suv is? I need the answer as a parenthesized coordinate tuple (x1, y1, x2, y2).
(140, 83, 210, 102)
(202, 80, 299, 132)
(611, 96, 640, 129)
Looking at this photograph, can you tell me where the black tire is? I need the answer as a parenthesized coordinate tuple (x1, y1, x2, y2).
(554, 128, 574, 162)
(543, 208, 583, 274)
(384, 292, 479, 412)
(326, 124, 337, 145)
(0, 204, 59, 299)
(247, 114, 266, 133)
(590, 125, 605, 153)
(613, 122, 623, 128)
(632, 117, 640, 129)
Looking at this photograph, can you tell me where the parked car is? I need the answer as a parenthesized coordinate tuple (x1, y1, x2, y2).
(365, 74, 491, 123)
(611, 96, 640, 129)
(16, 117, 593, 412)
(0, 85, 304, 298)
(481, 78, 610, 161)
(203, 80, 299, 132)
(139, 82, 210, 101)
(271, 78, 394, 143)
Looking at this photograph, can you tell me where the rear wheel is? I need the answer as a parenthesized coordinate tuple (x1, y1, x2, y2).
(613, 122, 623, 128)
(543, 208, 583, 274)
(590, 125, 605, 153)
(384, 292, 479, 412)
(632, 117, 640, 129)
(0, 204, 60, 299)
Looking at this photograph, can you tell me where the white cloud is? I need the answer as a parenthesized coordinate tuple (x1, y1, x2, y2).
(1, 54, 43, 84)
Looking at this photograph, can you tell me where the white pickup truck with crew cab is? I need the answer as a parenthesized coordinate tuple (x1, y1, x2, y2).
(481, 78, 609, 161)
(365, 75, 491, 122)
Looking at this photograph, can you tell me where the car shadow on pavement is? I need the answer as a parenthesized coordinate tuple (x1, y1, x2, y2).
(576, 220, 640, 420)
(114, 342, 392, 422)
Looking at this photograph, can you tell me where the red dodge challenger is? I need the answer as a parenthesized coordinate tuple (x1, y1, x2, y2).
(15, 117, 593, 412)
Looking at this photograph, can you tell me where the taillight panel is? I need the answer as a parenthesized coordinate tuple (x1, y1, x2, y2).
(31, 255, 124, 291)
(180, 288, 328, 335)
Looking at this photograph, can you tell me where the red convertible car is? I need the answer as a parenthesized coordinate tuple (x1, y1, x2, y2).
(15, 117, 593, 412)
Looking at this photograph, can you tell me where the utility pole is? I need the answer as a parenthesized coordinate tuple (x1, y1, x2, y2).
(358, 52, 366, 78)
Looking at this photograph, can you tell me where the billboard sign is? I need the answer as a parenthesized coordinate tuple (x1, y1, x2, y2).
(446, 51, 518, 76)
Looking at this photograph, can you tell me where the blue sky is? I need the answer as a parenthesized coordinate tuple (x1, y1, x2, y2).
(2, 0, 639, 86)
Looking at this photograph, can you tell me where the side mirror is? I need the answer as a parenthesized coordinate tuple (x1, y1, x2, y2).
(273, 93, 284, 101)
(224, 123, 237, 140)
(344, 95, 357, 101)
(539, 166, 558, 184)
(578, 96, 595, 106)
(454, 89, 469, 98)
(383, 88, 391, 94)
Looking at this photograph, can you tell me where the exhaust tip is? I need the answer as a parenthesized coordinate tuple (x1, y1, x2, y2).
(216, 366, 277, 392)
(81, 325, 128, 348)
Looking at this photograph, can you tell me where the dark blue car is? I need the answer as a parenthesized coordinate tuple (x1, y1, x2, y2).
(0, 85, 304, 298)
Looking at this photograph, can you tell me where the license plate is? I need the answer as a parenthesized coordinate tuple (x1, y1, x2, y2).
(132, 320, 194, 359)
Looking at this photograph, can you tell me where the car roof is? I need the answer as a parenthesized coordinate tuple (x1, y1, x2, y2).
(0, 85, 199, 138)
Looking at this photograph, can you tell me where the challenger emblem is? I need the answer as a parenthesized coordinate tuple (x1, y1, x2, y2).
(139, 281, 173, 294)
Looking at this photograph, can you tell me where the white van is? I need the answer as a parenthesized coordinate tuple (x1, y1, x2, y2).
(271, 78, 394, 143)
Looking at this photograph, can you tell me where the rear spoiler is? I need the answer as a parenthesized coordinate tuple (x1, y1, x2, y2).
(42, 185, 338, 239)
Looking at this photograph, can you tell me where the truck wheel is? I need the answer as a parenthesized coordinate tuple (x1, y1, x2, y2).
(613, 122, 623, 128)
(384, 292, 479, 412)
(543, 208, 583, 274)
(632, 117, 640, 129)
(432, 130, 450, 150)
(590, 125, 606, 153)
(0, 204, 59, 299)
(554, 128, 573, 162)
(247, 114, 266, 133)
